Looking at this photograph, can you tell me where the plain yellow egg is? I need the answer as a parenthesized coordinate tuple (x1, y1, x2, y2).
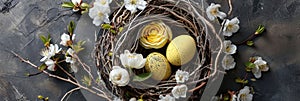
(145, 52, 171, 81)
(166, 35, 196, 66)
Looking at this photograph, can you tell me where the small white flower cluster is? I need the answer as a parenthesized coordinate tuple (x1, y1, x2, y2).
(212, 86, 253, 101)
(206, 3, 240, 37)
(89, 0, 112, 26)
(109, 50, 146, 86)
(89, 0, 147, 26)
(39, 31, 78, 72)
(124, 0, 147, 13)
(251, 57, 269, 79)
(158, 84, 188, 101)
(206, 3, 239, 71)
(235, 86, 253, 101)
(222, 40, 237, 70)
(40, 44, 62, 71)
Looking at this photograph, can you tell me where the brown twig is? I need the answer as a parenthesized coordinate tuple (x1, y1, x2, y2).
(188, 82, 206, 92)
(227, 0, 233, 15)
(60, 87, 80, 101)
(10, 51, 112, 101)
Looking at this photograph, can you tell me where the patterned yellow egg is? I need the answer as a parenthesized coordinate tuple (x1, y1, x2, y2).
(166, 35, 196, 66)
(145, 52, 171, 81)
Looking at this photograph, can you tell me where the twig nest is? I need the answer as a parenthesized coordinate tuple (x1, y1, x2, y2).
(139, 21, 172, 49)
(145, 52, 171, 80)
(166, 35, 196, 66)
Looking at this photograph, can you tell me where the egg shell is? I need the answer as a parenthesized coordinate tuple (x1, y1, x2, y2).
(166, 35, 196, 66)
(145, 52, 171, 81)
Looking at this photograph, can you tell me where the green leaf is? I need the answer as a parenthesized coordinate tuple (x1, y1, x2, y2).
(68, 21, 76, 34)
(81, 8, 89, 14)
(132, 73, 152, 82)
(39, 35, 47, 44)
(80, 3, 90, 8)
(245, 62, 255, 69)
(110, 29, 116, 34)
(118, 27, 124, 32)
(71, 41, 86, 53)
(82, 75, 92, 87)
(255, 25, 265, 35)
(38, 64, 47, 71)
(235, 78, 248, 84)
(101, 24, 111, 29)
(62, 2, 75, 8)
(246, 41, 254, 46)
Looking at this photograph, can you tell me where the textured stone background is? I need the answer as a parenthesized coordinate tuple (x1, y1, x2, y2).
(0, 0, 299, 100)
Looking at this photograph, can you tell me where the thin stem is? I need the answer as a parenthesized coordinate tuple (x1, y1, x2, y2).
(188, 82, 206, 92)
(227, 0, 233, 15)
(235, 25, 265, 45)
(10, 51, 112, 101)
(60, 87, 80, 101)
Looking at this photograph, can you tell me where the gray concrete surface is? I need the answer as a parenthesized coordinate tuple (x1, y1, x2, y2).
(0, 0, 299, 100)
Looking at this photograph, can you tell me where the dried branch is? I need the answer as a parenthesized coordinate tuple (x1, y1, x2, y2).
(10, 51, 112, 101)
(60, 87, 80, 101)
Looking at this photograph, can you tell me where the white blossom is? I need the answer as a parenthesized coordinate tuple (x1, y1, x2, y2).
(223, 40, 237, 54)
(66, 48, 78, 72)
(109, 66, 130, 86)
(252, 57, 269, 79)
(72, 0, 82, 12)
(120, 50, 146, 69)
(129, 97, 137, 101)
(45, 59, 56, 71)
(231, 94, 237, 101)
(222, 55, 236, 70)
(60, 33, 75, 46)
(95, 0, 112, 6)
(158, 95, 175, 101)
(49, 44, 62, 57)
(40, 48, 51, 62)
(124, 0, 147, 13)
(206, 3, 227, 21)
(172, 84, 188, 99)
(175, 70, 189, 84)
(237, 86, 253, 101)
(89, 2, 111, 26)
(223, 17, 240, 37)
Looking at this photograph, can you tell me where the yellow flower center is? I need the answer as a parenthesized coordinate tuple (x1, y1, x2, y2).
(227, 24, 234, 31)
(128, 55, 136, 59)
(130, 0, 137, 4)
(240, 94, 247, 101)
(259, 64, 267, 70)
(98, 12, 104, 17)
(178, 75, 183, 81)
(210, 8, 218, 15)
(100, 0, 107, 5)
(226, 46, 231, 52)
(114, 74, 122, 81)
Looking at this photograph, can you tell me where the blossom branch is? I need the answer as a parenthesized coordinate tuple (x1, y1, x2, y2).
(60, 87, 80, 101)
(10, 51, 112, 101)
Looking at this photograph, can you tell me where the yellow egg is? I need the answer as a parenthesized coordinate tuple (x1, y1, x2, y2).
(166, 35, 196, 66)
(145, 52, 171, 81)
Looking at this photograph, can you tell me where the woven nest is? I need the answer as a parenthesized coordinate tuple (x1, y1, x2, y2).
(95, 0, 223, 100)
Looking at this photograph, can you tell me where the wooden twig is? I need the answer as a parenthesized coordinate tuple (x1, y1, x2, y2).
(10, 51, 112, 101)
(227, 0, 233, 15)
(188, 82, 206, 92)
(60, 87, 80, 101)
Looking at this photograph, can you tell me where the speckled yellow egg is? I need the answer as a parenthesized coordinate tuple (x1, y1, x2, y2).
(166, 35, 196, 66)
(145, 52, 171, 81)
